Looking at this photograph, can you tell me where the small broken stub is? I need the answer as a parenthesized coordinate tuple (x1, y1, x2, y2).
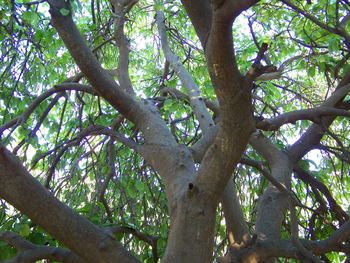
(187, 182, 198, 198)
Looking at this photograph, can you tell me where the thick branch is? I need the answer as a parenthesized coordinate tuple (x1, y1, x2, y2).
(256, 106, 350, 131)
(190, 126, 218, 162)
(181, 2, 255, 196)
(0, 145, 140, 263)
(0, 231, 85, 263)
(211, 0, 259, 24)
(221, 181, 251, 246)
(239, 227, 350, 262)
(241, 220, 350, 262)
(180, 0, 212, 47)
(226, 220, 350, 261)
(250, 132, 293, 240)
(191, 0, 254, 194)
(288, 73, 350, 162)
(48, 0, 174, 146)
(48, 0, 137, 119)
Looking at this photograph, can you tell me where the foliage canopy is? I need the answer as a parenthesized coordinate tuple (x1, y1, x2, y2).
(0, 0, 349, 262)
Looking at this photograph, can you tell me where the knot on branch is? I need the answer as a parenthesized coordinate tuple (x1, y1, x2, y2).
(255, 119, 279, 131)
(246, 43, 279, 80)
(187, 182, 198, 198)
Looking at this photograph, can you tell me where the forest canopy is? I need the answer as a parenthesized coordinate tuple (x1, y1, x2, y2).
(0, 0, 350, 262)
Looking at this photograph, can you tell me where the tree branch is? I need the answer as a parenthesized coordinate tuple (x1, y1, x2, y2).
(48, 0, 136, 118)
(294, 165, 349, 224)
(105, 225, 159, 262)
(280, 0, 339, 35)
(288, 73, 350, 162)
(111, 0, 137, 95)
(250, 132, 293, 240)
(239, 223, 350, 262)
(48, 0, 174, 146)
(221, 180, 251, 246)
(0, 144, 140, 262)
(0, 231, 85, 263)
(289, 203, 322, 263)
(180, 0, 212, 47)
(156, 11, 215, 133)
(0, 83, 94, 135)
(256, 106, 350, 131)
(212, 0, 259, 23)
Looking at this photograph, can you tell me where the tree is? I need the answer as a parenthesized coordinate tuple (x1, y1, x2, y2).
(0, 0, 349, 262)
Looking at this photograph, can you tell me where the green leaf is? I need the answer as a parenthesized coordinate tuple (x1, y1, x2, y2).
(22, 11, 40, 25)
(345, 21, 350, 34)
(19, 224, 31, 237)
(328, 38, 339, 53)
(28, 232, 46, 245)
(128, 186, 137, 199)
(0, 242, 16, 260)
(59, 8, 70, 16)
(135, 180, 145, 193)
(71, 0, 83, 13)
(298, 159, 310, 170)
(308, 67, 316, 77)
